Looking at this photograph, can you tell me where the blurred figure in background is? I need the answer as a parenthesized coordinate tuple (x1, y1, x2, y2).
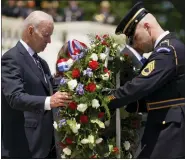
(63, 1, 84, 22)
(93, 1, 115, 25)
(15, 0, 26, 18)
(21, 0, 36, 19)
(41, 1, 63, 22)
(2, 0, 20, 18)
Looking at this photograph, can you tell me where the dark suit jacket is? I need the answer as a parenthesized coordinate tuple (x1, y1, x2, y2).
(1, 41, 57, 158)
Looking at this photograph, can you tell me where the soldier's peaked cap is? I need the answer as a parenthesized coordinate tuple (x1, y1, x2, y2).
(115, 1, 149, 36)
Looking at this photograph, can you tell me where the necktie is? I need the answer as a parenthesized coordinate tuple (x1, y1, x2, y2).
(33, 53, 47, 83)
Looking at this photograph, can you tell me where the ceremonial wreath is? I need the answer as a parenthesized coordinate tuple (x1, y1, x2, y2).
(53, 34, 140, 158)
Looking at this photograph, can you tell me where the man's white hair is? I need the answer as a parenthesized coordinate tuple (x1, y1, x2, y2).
(22, 11, 53, 31)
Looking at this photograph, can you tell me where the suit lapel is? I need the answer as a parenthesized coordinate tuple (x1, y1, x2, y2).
(16, 42, 50, 92)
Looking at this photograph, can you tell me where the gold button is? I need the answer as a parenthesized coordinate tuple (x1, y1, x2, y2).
(162, 121, 166, 125)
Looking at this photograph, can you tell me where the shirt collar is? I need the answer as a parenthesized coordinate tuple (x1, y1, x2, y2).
(20, 39, 35, 56)
(154, 31, 170, 48)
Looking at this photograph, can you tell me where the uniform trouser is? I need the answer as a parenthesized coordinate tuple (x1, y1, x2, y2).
(137, 107, 185, 158)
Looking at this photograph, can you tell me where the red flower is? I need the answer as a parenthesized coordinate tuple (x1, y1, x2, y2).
(90, 155, 97, 158)
(89, 60, 99, 70)
(96, 35, 101, 41)
(68, 102, 77, 110)
(65, 138, 73, 145)
(98, 112, 105, 118)
(103, 34, 109, 38)
(58, 142, 67, 149)
(104, 67, 110, 75)
(80, 115, 88, 124)
(124, 53, 129, 57)
(102, 41, 109, 47)
(113, 147, 119, 153)
(72, 68, 80, 78)
(85, 82, 96, 92)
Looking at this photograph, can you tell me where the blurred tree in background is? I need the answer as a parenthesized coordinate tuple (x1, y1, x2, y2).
(1, 0, 185, 42)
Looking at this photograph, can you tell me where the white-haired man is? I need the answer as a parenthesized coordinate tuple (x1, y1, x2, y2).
(2, 11, 72, 158)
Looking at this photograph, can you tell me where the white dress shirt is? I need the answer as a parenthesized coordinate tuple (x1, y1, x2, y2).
(20, 39, 51, 110)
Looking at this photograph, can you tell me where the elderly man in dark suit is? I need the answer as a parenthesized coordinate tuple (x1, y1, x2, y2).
(107, 2, 185, 159)
(1, 11, 72, 158)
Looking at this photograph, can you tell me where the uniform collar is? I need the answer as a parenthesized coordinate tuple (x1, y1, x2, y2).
(154, 31, 170, 48)
(19, 39, 35, 56)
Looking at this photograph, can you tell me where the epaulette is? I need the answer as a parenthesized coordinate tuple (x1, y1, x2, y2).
(155, 39, 172, 53)
(156, 47, 171, 53)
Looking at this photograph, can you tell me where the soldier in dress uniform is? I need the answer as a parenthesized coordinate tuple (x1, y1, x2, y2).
(107, 1, 185, 158)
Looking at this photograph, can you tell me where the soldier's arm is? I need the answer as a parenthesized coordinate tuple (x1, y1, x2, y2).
(108, 46, 176, 109)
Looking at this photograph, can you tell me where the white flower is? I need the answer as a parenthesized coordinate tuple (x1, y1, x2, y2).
(77, 103, 88, 112)
(128, 152, 132, 159)
(81, 138, 89, 144)
(101, 73, 109, 81)
(67, 119, 81, 134)
(88, 135, 95, 144)
(95, 138, 103, 144)
(92, 99, 100, 109)
(100, 53, 107, 61)
(53, 121, 58, 130)
(67, 79, 77, 91)
(71, 123, 81, 134)
(104, 120, 110, 127)
(91, 44, 96, 48)
(90, 53, 98, 61)
(113, 43, 117, 48)
(120, 56, 124, 61)
(66, 58, 74, 67)
(61, 154, 66, 159)
(108, 145, 113, 152)
(96, 84, 102, 90)
(91, 119, 105, 128)
(124, 141, 130, 150)
(63, 147, 71, 156)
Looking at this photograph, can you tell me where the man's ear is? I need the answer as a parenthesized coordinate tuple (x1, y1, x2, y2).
(28, 26, 34, 36)
(144, 23, 150, 30)
(144, 23, 151, 36)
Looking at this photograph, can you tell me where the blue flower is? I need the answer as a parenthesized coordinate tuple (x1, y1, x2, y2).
(58, 119, 66, 128)
(83, 68, 93, 77)
(76, 83, 84, 95)
(60, 77, 67, 85)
